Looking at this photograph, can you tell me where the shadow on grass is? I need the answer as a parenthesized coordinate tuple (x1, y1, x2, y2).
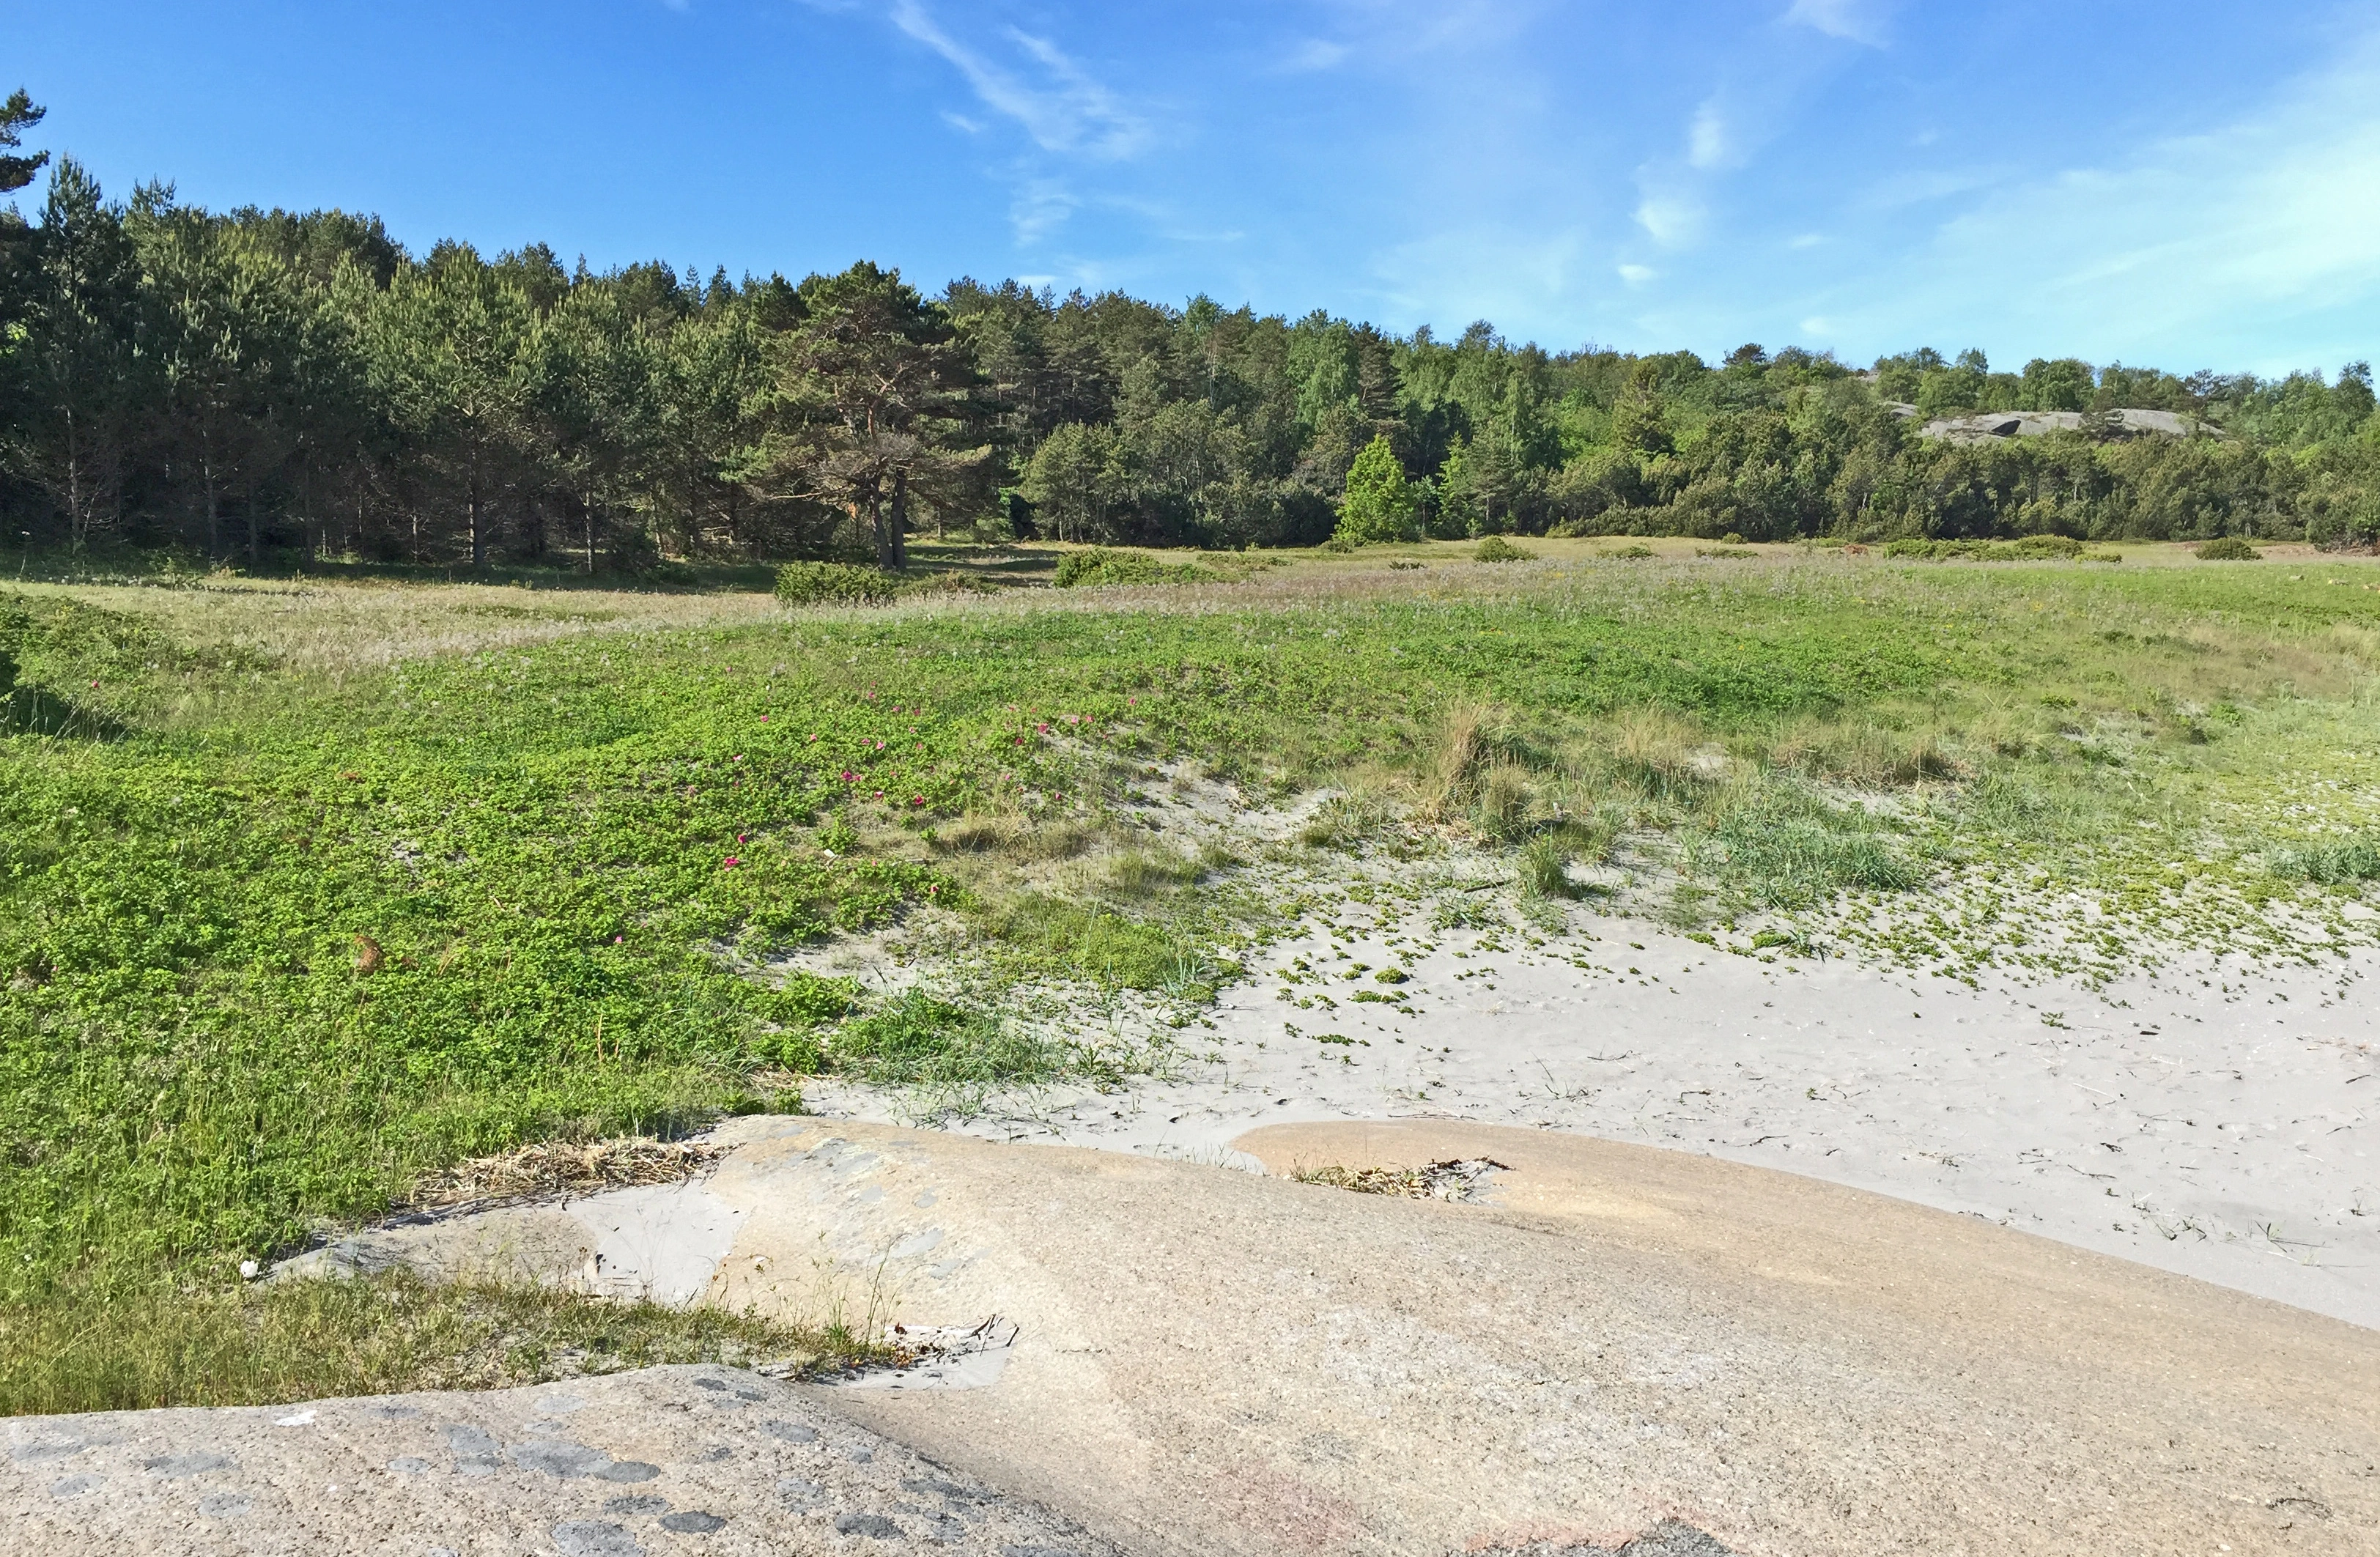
(1, 684, 129, 740)
(0, 1268, 873, 1416)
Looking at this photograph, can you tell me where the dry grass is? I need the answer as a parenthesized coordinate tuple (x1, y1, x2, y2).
(6, 576, 783, 675)
(404, 1136, 724, 1209)
(1289, 1158, 1509, 1202)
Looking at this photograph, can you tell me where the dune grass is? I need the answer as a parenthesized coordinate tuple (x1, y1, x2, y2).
(1, 543, 2376, 1411)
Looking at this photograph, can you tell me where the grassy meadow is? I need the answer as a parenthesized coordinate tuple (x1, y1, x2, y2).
(3, 536, 2378, 1411)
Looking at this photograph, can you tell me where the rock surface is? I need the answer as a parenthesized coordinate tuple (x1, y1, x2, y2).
(228, 1116, 2378, 1556)
(1, 1364, 1120, 1556)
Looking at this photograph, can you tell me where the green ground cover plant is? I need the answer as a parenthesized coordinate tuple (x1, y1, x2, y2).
(1, 546, 2376, 1409)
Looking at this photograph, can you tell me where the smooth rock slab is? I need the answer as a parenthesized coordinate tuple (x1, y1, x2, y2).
(0, 1366, 1120, 1556)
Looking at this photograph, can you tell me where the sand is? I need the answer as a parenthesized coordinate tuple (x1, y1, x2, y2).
(803, 912, 2380, 1328)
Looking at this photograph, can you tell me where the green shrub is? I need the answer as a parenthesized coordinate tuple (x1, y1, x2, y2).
(775, 561, 902, 605)
(1884, 536, 2085, 561)
(1474, 536, 1532, 563)
(1052, 548, 1217, 588)
(2194, 535, 2261, 561)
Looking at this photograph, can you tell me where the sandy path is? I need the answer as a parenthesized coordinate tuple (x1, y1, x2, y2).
(806, 918, 2380, 1328)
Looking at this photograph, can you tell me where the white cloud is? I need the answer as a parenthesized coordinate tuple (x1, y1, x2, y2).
(1617, 264, 1657, 284)
(887, 1, 1150, 160)
(1784, 0, 1892, 48)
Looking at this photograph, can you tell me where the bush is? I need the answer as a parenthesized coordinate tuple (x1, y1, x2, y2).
(1474, 536, 1532, 563)
(1882, 536, 2085, 561)
(1052, 548, 1217, 588)
(775, 561, 902, 605)
(2194, 535, 2261, 561)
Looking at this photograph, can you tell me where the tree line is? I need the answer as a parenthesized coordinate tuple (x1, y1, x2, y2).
(3, 98, 2376, 569)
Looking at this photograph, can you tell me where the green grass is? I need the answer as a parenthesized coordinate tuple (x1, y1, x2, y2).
(1, 547, 2376, 1410)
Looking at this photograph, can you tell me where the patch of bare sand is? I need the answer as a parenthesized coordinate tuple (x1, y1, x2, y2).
(808, 901, 2380, 1328)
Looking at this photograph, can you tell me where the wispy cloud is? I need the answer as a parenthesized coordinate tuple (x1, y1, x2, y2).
(1784, 0, 1893, 48)
(1686, 103, 1730, 170)
(1633, 185, 1706, 247)
(1279, 38, 1349, 73)
(887, 1, 1151, 160)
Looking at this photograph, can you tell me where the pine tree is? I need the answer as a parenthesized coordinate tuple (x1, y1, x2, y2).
(1333, 434, 1416, 544)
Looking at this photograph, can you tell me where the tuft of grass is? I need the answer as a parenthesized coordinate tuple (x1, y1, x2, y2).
(1517, 835, 1594, 900)
(2268, 834, 2380, 884)
(0, 1268, 865, 1417)
(827, 987, 1062, 1092)
(1101, 847, 1205, 897)
(1299, 791, 1397, 851)
(1699, 790, 1922, 910)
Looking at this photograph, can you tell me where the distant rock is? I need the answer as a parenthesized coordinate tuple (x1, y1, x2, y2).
(1918, 407, 2213, 443)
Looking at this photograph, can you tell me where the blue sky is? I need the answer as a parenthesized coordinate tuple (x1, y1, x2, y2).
(15, 1, 2380, 374)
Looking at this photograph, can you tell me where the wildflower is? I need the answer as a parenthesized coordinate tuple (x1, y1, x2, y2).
(840, 770, 855, 782)
(810, 734, 819, 742)
(736, 833, 747, 843)
(911, 796, 925, 806)
(873, 790, 884, 800)
(759, 715, 769, 722)
(1037, 723, 1049, 734)
(722, 856, 742, 869)
(613, 936, 623, 944)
